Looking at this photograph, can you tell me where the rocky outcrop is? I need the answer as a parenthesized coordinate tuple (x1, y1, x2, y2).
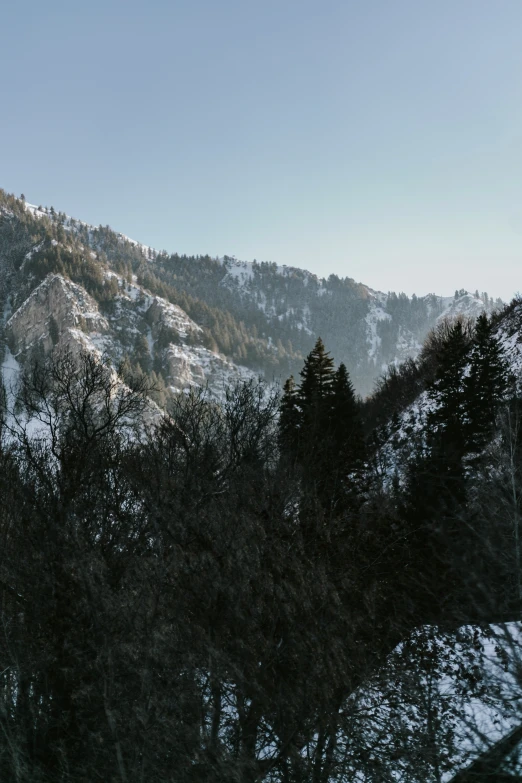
(165, 345, 206, 390)
(3, 271, 255, 403)
(6, 274, 108, 356)
(146, 296, 201, 342)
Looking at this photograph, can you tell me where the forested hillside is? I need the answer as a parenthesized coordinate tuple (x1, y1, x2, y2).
(1, 188, 520, 780)
(0, 189, 502, 397)
(2, 294, 522, 780)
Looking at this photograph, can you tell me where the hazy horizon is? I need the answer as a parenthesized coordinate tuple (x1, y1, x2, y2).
(2, 0, 522, 301)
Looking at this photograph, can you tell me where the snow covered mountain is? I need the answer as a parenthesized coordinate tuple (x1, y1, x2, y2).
(0, 189, 504, 404)
(0, 194, 259, 408)
(374, 296, 522, 488)
(213, 254, 501, 393)
(2, 189, 522, 781)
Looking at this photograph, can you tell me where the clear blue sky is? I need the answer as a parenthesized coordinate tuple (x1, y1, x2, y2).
(2, 0, 522, 300)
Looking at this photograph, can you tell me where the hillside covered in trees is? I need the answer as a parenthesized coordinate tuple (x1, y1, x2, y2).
(0, 190, 502, 397)
(2, 292, 522, 780)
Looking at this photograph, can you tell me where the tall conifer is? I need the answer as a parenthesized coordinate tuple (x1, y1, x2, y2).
(331, 362, 364, 468)
(295, 338, 334, 474)
(426, 319, 469, 465)
(407, 319, 472, 618)
(299, 338, 335, 406)
(278, 375, 301, 458)
(278, 340, 366, 509)
(464, 313, 508, 450)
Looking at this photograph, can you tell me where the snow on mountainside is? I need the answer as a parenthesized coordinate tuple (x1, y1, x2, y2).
(0, 195, 260, 405)
(375, 298, 522, 487)
(24, 202, 157, 262)
(2, 190, 522, 777)
(217, 253, 500, 386)
(0, 189, 506, 401)
(372, 290, 498, 371)
(362, 300, 522, 774)
(2, 273, 256, 403)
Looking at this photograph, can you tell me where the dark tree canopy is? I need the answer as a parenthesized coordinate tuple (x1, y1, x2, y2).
(279, 338, 365, 510)
(1, 312, 521, 781)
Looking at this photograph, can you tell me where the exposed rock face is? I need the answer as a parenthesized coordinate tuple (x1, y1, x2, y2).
(165, 345, 206, 390)
(6, 274, 108, 356)
(146, 297, 197, 335)
(146, 297, 201, 349)
(3, 272, 255, 402)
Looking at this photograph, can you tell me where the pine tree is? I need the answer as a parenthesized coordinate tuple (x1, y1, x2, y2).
(296, 337, 337, 492)
(49, 315, 60, 346)
(427, 319, 469, 456)
(327, 362, 366, 508)
(464, 313, 508, 450)
(278, 341, 367, 510)
(330, 362, 364, 468)
(405, 320, 472, 619)
(298, 337, 335, 427)
(278, 375, 301, 458)
(134, 333, 152, 373)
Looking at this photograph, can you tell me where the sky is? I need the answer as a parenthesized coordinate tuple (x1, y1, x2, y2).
(2, 0, 522, 300)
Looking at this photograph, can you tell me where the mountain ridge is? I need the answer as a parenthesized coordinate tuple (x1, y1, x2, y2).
(0, 189, 504, 400)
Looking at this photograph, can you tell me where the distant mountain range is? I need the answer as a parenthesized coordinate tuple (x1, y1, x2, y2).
(0, 189, 503, 400)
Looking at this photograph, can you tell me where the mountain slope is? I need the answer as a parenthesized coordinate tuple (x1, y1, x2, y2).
(0, 189, 503, 399)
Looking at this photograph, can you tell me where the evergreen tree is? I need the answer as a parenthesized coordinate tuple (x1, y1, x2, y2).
(49, 315, 60, 346)
(464, 313, 508, 450)
(426, 318, 469, 462)
(404, 320, 472, 621)
(134, 333, 152, 373)
(330, 362, 364, 468)
(326, 362, 366, 508)
(295, 337, 336, 486)
(278, 375, 301, 459)
(279, 340, 366, 510)
(298, 337, 335, 430)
